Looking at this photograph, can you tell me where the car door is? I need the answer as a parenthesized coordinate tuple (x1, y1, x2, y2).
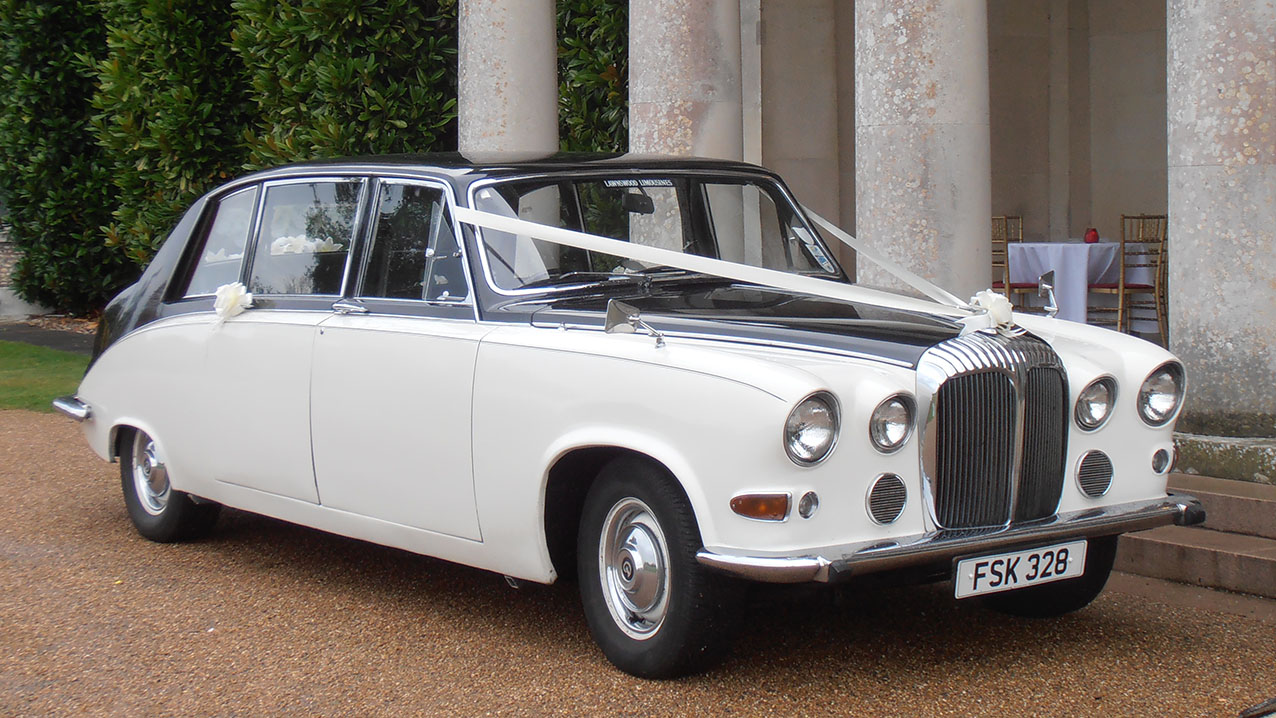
(310, 178, 486, 540)
(203, 176, 368, 503)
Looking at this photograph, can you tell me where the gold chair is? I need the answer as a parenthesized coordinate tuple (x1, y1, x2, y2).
(990, 216, 1037, 307)
(1088, 215, 1167, 341)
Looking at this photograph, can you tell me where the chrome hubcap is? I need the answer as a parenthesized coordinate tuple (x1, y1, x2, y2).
(599, 498, 670, 640)
(132, 431, 170, 516)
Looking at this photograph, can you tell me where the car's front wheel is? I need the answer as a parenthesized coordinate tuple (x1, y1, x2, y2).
(984, 535, 1118, 618)
(120, 427, 220, 543)
(577, 457, 740, 678)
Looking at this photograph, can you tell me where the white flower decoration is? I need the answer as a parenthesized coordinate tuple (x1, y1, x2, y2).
(271, 235, 316, 255)
(313, 237, 343, 253)
(213, 282, 253, 323)
(971, 289, 1014, 327)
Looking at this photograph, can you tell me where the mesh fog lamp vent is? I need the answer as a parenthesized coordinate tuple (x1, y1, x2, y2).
(1077, 451, 1114, 497)
(867, 474, 907, 524)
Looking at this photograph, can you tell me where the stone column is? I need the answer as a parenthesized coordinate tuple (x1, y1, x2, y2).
(855, 0, 991, 299)
(457, 0, 558, 153)
(1167, 0, 1275, 434)
(629, 0, 743, 159)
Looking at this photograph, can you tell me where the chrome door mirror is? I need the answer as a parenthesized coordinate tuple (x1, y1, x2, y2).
(605, 299, 665, 348)
(1037, 270, 1059, 318)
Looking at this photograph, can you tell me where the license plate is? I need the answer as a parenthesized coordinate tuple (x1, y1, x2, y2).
(954, 539, 1087, 599)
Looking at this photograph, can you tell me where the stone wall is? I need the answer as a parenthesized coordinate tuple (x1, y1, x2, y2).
(0, 226, 16, 287)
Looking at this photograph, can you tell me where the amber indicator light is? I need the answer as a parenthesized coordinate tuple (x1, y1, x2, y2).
(730, 493, 790, 521)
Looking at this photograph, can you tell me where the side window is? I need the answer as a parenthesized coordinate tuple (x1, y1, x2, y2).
(360, 183, 468, 302)
(248, 180, 362, 296)
(183, 187, 258, 297)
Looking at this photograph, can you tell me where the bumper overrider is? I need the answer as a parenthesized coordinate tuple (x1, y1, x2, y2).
(52, 395, 92, 422)
(696, 493, 1205, 584)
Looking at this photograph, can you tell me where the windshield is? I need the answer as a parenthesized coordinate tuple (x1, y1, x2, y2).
(472, 174, 843, 292)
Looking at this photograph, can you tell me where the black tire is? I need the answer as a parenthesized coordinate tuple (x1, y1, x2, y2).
(984, 535, 1118, 618)
(577, 456, 741, 678)
(119, 427, 221, 543)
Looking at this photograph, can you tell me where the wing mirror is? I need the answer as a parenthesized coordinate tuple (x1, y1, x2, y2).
(1038, 270, 1059, 318)
(605, 299, 666, 348)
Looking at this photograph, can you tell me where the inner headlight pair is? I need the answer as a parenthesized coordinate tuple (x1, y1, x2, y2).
(784, 392, 914, 465)
(1075, 362, 1185, 430)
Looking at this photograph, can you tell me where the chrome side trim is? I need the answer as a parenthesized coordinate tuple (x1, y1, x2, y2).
(695, 493, 1203, 584)
(52, 396, 91, 422)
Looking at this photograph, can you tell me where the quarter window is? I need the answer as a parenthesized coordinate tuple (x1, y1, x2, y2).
(360, 183, 467, 302)
(248, 180, 362, 296)
(183, 186, 258, 298)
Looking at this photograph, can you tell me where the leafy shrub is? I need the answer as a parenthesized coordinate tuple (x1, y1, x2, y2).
(89, 0, 255, 266)
(231, 0, 459, 168)
(558, 0, 627, 152)
(0, 0, 136, 314)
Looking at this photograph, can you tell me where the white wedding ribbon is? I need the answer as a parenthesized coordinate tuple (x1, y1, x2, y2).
(453, 206, 976, 320)
(801, 206, 971, 310)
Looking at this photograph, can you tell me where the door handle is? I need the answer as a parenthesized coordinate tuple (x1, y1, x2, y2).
(332, 300, 368, 315)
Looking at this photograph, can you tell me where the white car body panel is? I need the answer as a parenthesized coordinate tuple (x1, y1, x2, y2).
(311, 313, 491, 541)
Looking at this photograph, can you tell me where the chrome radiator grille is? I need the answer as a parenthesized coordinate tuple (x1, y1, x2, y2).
(919, 331, 1068, 529)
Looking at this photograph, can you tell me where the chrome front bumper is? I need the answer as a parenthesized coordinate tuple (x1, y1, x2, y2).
(696, 493, 1205, 584)
(52, 395, 92, 422)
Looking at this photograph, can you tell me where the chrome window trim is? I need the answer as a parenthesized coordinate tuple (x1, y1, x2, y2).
(353, 176, 477, 319)
(1074, 374, 1118, 432)
(242, 176, 371, 301)
(463, 169, 844, 299)
(180, 184, 262, 300)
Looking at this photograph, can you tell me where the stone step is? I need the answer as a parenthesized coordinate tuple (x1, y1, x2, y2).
(1169, 473, 1276, 540)
(1115, 525, 1276, 600)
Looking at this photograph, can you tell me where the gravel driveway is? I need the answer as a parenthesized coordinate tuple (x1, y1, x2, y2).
(2, 410, 1273, 717)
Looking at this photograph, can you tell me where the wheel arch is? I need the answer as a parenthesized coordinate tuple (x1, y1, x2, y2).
(542, 445, 698, 579)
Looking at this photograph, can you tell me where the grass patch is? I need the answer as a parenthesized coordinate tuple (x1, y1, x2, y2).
(0, 340, 90, 412)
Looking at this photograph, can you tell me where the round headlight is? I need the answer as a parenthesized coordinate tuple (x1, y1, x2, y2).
(1138, 362, 1185, 426)
(870, 395, 914, 453)
(784, 392, 839, 465)
(1075, 377, 1117, 430)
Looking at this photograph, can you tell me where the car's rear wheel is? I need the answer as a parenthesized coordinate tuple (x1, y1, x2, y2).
(120, 427, 220, 542)
(577, 457, 740, 678)
(984, 535, 1118, 617)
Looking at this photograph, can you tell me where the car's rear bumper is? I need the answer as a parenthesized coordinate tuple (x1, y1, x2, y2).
(52, 395, 92, 422)
(695, 492, 1205, 584)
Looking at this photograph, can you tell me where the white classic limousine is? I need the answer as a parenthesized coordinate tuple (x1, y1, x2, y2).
(55, 154, 1203, 678)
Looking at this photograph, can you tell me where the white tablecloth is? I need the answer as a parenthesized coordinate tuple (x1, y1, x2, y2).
(1008, 242, 1152, 323)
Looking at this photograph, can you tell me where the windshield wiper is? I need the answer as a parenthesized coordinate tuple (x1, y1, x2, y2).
(519, 271, 644, 289)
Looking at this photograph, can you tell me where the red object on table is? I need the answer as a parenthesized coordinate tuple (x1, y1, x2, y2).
(1084, 227, 1099, 243)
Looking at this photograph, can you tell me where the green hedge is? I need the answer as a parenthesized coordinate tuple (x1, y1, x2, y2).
(231, 0, 458, 168)
(558, 0, 627, 152)
(89, 0, 255, 267)
(0, 0, 136, 314)
(0, 0, 628, 314)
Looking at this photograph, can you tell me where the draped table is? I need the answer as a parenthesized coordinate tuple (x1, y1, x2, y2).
(1007, 241, 1153, 324)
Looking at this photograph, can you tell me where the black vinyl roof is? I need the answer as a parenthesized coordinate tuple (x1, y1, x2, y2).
(225, 152, 781, 199)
